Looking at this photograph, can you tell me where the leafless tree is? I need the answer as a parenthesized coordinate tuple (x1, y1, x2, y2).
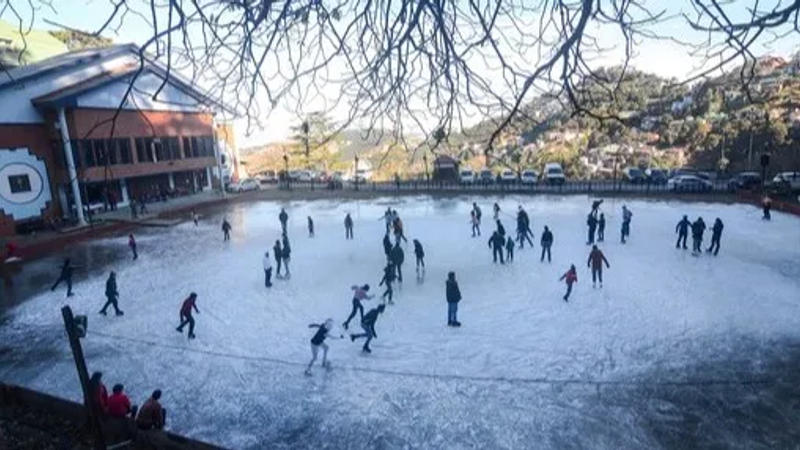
(2, 0, 799, 157)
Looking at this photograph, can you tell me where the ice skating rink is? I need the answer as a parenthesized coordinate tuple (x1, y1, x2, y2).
(1, 195, 799, 449)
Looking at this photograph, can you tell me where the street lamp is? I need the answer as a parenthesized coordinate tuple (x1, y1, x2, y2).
(283, 153, 290, 190)
(354, 155, 359, 191)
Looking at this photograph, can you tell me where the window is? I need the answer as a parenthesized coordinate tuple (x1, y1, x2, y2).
(118, 139, 131, 164)
(190, 137, 200, 158)
(166, 137, 181, 160)
(83, 140, 96, 166)
(153, 139, 166, 162)
(8, 174, 31, 193)
(95, 140, 107, 166)
(182, 137, 191, 159)
(135, 138, 155, 163)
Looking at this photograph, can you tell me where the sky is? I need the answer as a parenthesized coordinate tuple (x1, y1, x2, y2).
(9, 0, 799, 147)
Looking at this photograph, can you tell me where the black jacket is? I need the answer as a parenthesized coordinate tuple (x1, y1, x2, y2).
(676, 218, 690, 234)
(691, 219, 706, 238)
(382, 235, 392, 254)
(488, 232, 505, 249)
(541, 230, 553, 246)
(413, 242, 424, 258)
(279, 211, 288, 224)
(380, 265, 396, 285)
(362, 308, 381, 326)
(712, 220, 724, 236)
(105, 277, 118, 297)
(446, 279, 461, 303)
(273, 243, 281, 262)
(390, 246, 405, 265)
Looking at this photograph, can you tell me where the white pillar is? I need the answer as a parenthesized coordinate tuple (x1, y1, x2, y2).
(57, 108, 86, 225)
(168, 172, 175, 190)
(192, 171, 198, 192)
(120, 178, 130, 205)
(205, 167, 213, 190)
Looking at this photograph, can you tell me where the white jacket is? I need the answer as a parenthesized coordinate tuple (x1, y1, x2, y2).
(263, 255, 272, 271)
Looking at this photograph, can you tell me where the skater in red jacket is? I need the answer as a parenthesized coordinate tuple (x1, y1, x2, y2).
(176, 293, 199, 339)
(587, 245, 610, 288)
(559, 265, 578, 302)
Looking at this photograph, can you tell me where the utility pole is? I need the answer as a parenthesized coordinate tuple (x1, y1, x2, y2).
(61, 306, 106, 450)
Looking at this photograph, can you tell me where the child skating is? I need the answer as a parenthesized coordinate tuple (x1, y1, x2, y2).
(559, 265, 578, 302)
(305, 319, 343, 375)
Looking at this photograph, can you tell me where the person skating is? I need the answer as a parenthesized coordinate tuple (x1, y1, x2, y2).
(493, 203, 500, 220)
(505, 236, 515, 262)
(762, 196, 772, 220)
(344, 213, 354, 239)
(191, 209, 199, 226)
(559, 264, 578, 302)
(128, 234, 138, 260)
(307, 216, 314, 237)
(446, 271, 462, 327)
(516, 207, 534, 248)
(221, 218, 232, 241)
(587, 245, 610, 288)
(470, 210, 481, 237)
(262, 252, 273, 287)
(472, 202, 482, 224)
(176, 293, 199, 339)
(675, 215, 690, 249)
(540, 225, 553, 262)
(305, 319, 343, 375)
(350, 304, 386, 353)
(621, 205, 633, 244)
(382, 233, 393, 260)
(281, 234, 291, 277)
(379, 263, 396, 304)
(586, 213, 598, 245)
(691, 217, 706, 254)
(706, 218, 724, 256)
(273, 240, 283, 278)
(99, 271, 123, 316)
(496, 219, 506, 238)
(343, 284, 374, 330)
(390, 242, 405, 282)
(382, 208, 393, 234)
(51, 258, 77, 297)
(279, 208, 289, 233)
(488, 231, 505, 264)
(393, 214, 408, 244)
(597, 213, 606, 242)
(591, 199, 604, 217)
(413, 239, 425, 271)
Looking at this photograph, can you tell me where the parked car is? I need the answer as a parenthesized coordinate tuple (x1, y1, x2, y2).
(479, 169, 494, 184)
(543, 163, 566, 185)
(772, 171, 800, 190)
(645, 168, 668, 184)
(623, 167, 646, 184)
(459, 169, 476, 184)
(259, 170, 277, 183)
(287, 170, 302, 180)
(500, 170, 517, 184)
(296, 170, 313, 182)
(228, 178, 261, 193)
(667, 175, 712, 192)
(520, 169, 539, 184)
(727, 172, 761, 191)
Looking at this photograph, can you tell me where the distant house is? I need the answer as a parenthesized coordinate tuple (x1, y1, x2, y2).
(432, 155, 459, 181)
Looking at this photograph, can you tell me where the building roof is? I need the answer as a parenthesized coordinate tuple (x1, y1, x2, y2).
(0, 19, 69, 67)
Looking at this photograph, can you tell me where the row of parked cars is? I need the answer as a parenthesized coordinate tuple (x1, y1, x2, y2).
(459, 163, 567, 185)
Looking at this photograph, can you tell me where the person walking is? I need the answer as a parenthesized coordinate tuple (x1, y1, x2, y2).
(505, 236, 515, 262)
(559, 264, 578, 302)
(273, 240, 283, 278)
(51, 258, 77, 297)
(343, 284, 374, 330)
(307, 216, 314, 237)
(413, 239, 425, 271)
(472, 202, 482, 225)
(446, 271, 462, 327)
(99, 271, 123, 316)
(586, 213, 597, 245)
(279, 208, 289, 234)
(191, 209, 199, 226)
(762, 196, 772, 220)
(128, 234, 138, 260)
(621, 205, 633, 244)
(344, 213, 354, 239)
(587, 245, 610, 288)
(707, 218, 724, 256)
(262, 251, 273, 287)
(488, 231, 505, 264)
(176, 293, 199, 339)
(350, 304, 386, 353)
(470, 210, 481, 237)
(379, 263, 396, 304)
(540, 225, 553, 262)
(281, 234, 291, 277)
(597, 213, 606, 242)
(390, 242, 405, 282)
(493, 203, 500, 220)
(675, 215, 690, 249)
(516, 207, 534, 248)
(691, 217, 706, 254)
(221, 218, 232, 241)
(305, 319, 343, 375)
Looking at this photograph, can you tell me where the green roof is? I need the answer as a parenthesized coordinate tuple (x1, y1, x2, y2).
(0, 20, 68, 66)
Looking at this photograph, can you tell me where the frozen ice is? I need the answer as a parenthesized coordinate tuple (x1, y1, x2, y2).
(1, 195, 799, 449)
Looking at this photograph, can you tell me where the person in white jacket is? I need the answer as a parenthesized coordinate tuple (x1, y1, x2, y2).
(262, 251, 273, 288)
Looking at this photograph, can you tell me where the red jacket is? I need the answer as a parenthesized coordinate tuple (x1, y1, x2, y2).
(107, 392, 131, 418)
(94, 383, 109, 414)
(180, 296, 197, 315)
(561, 269, 577, 284)
(587, 249, 610, 270)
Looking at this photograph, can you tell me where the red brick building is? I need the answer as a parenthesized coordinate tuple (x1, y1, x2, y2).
(0, 44, 229, 236)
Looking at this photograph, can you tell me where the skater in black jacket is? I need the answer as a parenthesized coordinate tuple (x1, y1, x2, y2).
(390, 243, 405, 282)
(307, 216, 314, 237)
(305, 319, 343, 375)
(99, 272, 123, 316)
(279, 208, 288, 233)
(470, 210, 481, 237)
(382, 233, 392, 259)
(273, 240, 282, 278)
(472, 203, 482, 224)
(350, 304, 386, 353)
(488, 231, 505, 264)
(379, 263, 396, 303)
(496, 220, 506, 238)
(413, 239, 425, 270)
(51, 258, 77, 297)
(707, 218, 724, 256)
(221, 219, 232, 241)
(691, 217, 706, 253)
(344, 213, 354, 239)
(597, 213, 606, 242)
(281, 234, 291, 277)
(446, 272, 462, 326)
(675, 215, 690, 249)
(621, 205, 633, 244)
(540, 226, 553, 262)
(505, 236, 515, 262)
(586, 213, 597, 245)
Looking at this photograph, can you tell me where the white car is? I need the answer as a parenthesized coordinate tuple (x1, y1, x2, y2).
(500, 170, 517, 183)
(772, 171, 800, 190)
(228, 178, 260, 192)
(259, 170, 277, 183)
(296, 170, 313, 182)
(459, 169, 476, 184)
(667, 175, 712, 192)
(543, 163, 566, 185)
(520, 170, 539, 184)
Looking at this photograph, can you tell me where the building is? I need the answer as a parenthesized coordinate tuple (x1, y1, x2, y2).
(0, 44, 230, 236)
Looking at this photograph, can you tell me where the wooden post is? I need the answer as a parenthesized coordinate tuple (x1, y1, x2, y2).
(61, 306, 106, 450)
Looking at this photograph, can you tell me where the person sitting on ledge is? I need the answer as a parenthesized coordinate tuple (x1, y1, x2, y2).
(107, 384, 137, 419)
(136, 389, 166, 430)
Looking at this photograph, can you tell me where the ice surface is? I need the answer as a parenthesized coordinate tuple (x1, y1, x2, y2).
(1, 195, 800, 449)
